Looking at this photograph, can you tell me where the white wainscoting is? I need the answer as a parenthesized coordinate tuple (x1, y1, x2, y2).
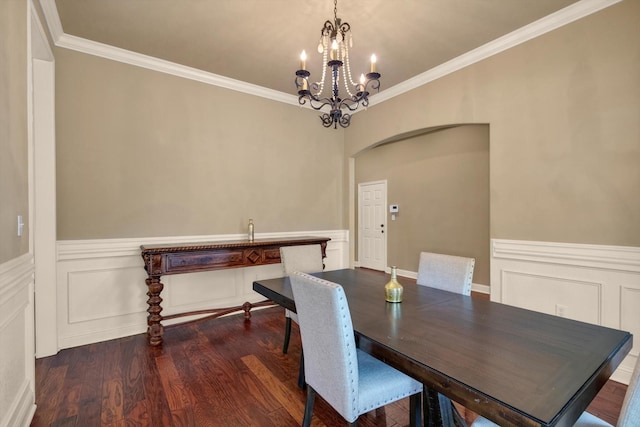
(491, 239, 640, 385)
(0, 254, 36, 427)
(56, 230, 349, 350)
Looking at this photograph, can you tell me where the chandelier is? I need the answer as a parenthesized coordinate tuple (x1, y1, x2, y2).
(295, 0, 381, 129)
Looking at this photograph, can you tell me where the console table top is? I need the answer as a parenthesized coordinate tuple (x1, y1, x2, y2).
(140, 235, 330, 254)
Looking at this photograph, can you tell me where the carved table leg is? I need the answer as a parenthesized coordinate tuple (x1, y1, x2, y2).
(242, 300, 279, 320)
(146, 276, 164, 346)
(243, 301, 253, 319)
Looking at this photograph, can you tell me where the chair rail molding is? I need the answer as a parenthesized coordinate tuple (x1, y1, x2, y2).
(55, 230, 349, 350)
(491, 239, 640, 385)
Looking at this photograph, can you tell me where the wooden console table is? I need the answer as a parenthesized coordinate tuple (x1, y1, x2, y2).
(140, 236, 329, 346)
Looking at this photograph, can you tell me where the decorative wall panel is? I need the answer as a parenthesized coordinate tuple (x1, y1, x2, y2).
(491, 239, 640, 384)
(56, 230, 348, 349)
(0, 254, 35, 427)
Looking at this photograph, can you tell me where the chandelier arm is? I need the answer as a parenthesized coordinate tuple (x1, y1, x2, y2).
(319, 113, 335, 128)
(339, 96, 364, 112)
(321, 20, 334, 37)
(365, 77, 381, 92)
(339, 113, 351, 128)
(300, 93, 339, 112)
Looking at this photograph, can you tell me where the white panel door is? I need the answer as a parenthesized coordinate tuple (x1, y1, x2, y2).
(358, 181, 387, 271)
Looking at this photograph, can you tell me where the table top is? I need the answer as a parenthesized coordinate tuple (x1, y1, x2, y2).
(253, 268, 632, 427)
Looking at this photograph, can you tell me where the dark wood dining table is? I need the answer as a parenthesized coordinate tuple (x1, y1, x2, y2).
(252, 268, 632, 427)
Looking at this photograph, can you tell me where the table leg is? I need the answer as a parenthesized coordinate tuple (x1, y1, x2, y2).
(146, 276, 164, 346)
(424, 388, 461, 427)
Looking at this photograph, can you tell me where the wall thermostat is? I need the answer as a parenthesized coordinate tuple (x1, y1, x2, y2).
(389, 204, 399, 213)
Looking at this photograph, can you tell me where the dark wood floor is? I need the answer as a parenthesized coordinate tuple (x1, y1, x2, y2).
(31, 298, 626, 426)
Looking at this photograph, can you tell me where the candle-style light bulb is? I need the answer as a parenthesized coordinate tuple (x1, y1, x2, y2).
(300, 50, 307, 70)
(370, 54, 377, 73)
(359, 73, 366, 92)
(330, 38, 339, 60)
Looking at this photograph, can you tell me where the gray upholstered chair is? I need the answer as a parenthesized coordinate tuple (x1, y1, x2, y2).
(416, 251, 475, 425)
(279, 244, 325, 354)
(472, 354, 640, 426)
(416, 251, 475, 296)
(290, 271, 423, 427)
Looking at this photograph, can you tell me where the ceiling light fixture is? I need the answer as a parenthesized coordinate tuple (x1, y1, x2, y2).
(295, 0, 381, 129)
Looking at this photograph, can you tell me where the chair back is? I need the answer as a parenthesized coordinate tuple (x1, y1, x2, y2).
(289, 272, 359, 421)
(619, 356, 640, 426)
(417, 252, 475, 295)
(280, 244, 324, 276)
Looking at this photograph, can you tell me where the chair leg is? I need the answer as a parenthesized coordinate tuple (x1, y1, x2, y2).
(302, 386, 316, 427)
(297, 348, 306, 389)
(409, 392, 422, 427)
(283, 316, 292, 354)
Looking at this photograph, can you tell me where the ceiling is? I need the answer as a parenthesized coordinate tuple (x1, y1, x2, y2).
(53, 0, 583, 96)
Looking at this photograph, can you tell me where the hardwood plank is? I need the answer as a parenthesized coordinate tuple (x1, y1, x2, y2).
(101, 339, 127, 424)
(50, 415, 76, 427)
(74, 342, 106, 427)
(155, 354, 191, 411)
(241, 354, 318, 426)
(120, 335, 147, 419)
(169, 407, 196, 427)
(236, 365, 287, 413)
(137, 345, 173, 426)
(31, 365, 67, 426)
(101, 379, 123, 425)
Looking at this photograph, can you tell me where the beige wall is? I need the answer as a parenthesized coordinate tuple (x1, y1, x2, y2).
(52, 0, 640, 250)
(55, 48, 345, 239)
(0, 0, 29, 264)
(355, 125, 489, 284)
(346, 0, 640, 247)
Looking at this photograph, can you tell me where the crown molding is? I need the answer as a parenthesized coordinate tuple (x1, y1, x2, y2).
(39, 0, 621, 107)
(369, 0, 623, 106)
(55, 32, 300, 106)
(38, 0, 63, 42)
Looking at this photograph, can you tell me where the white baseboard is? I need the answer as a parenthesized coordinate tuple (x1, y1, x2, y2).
(1, 379, 36, 427)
